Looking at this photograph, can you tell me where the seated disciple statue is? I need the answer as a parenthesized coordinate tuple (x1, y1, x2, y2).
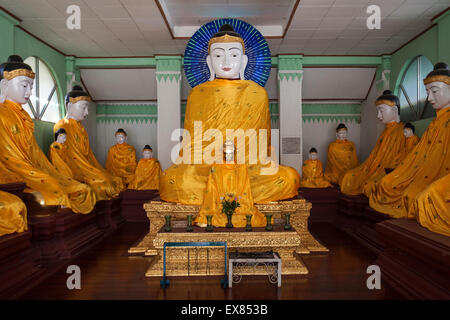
(340, 90, 407, 197)
(300, 148, 332, 188)
(0, 55, 96, 214)
(413, 174, 449, 236)
(106, 128, 137, 185)
(194, 139, 266, 228)
(54, 86, 124, 201)
(0, 162, 27, 236)
(369, 63, 450, 219)
(324, 123, 359, 185)
(48, 128, 75, 179)
(403, 122, 420, 154)
(128, 145, 161, 190)
(160, 24, 300, 205)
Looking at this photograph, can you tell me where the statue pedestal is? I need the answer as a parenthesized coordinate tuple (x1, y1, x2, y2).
(299, 186, 340, 223)
(0, 182, 26, 198)
(121, 189, 159, 222)
(129, 199, 328, 278)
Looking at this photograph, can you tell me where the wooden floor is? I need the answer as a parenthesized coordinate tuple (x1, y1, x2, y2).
(19, 222, 404, 300)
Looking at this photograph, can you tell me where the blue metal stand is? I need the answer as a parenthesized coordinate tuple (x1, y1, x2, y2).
(160, 241, 228, 289)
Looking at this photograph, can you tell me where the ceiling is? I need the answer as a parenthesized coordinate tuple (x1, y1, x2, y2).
(1, 0, 448, 56)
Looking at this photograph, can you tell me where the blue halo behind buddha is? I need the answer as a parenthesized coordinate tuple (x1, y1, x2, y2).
(184, 18, 271, 88)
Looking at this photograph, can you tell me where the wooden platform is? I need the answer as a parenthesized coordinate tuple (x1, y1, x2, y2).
(121, 189, 159, 222)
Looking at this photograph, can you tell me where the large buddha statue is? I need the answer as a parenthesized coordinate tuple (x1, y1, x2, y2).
(340, 90, 406, 197)
(369, 63, 450, 219)
(403, 122, 420, 154)
(194, 139, 266, 228)
(54, 86, 124, 201)
(160, 24, 300, 205)
(300, 148, 332, 188)
(48, 128, 75, 179)
(128, 145, 161, 190)
(0, 55, 96, 214)
(324, 123, 359, 185)
(106, 128, 137, 185)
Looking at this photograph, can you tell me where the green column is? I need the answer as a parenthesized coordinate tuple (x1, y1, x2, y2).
(434, 11, 450, 63)
(0, 10, 19, 63)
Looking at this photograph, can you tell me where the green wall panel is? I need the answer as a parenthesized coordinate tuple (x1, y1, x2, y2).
(33, 119, 55, 154)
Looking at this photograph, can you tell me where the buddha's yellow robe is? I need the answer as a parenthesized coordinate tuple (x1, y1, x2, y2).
(0, 100, 96, 214)
(128, 158, 161, 190)
(324, 139, 359, 185)
(405, 135, 420, 154)
(160, 79, 300, 205)
(301, 159, 332, 188)
(48, 142, 75, 179)
(54, 118, 124, 201)
(194, 164, 266, 227)
(340, 121, 406, 197)
(369, 108, 450, 217)
(412, 174, 450, 236)
(0, 191, 27, 237)
(106, 143, 137, 185)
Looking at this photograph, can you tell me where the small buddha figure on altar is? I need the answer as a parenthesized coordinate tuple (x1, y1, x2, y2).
(160, 24, 300, 205)
(54, 85, 124, 201)
(128, 145, 161, 190)
(324, 123, 359, 185)
(0, 55, 96, 214)
(340, 90, 407, 197)
(403, 122, 419, 154)
(48, 128, 75, 179)
(106, 128, 137, 185)
(370, 62, 450, 222)
(300, 148, 332, 188)
(194, 139, 266, 228)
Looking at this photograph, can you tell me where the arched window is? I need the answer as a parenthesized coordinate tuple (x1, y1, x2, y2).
(23, 56, 62, 123)
(397, 55, 434, 122)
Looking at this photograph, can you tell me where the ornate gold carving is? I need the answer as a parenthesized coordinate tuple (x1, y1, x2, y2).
(375, 99, 396, 107)
(3, 69, 35, 80)
(69, 96, 92, 104)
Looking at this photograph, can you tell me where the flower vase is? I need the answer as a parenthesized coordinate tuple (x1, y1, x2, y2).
(206, 215, 213, 232)
(265, 214, 273, 231)
(226, 213, 234, 228)
(245, 215, 253, 232)
(164, 215, 172, 232)
(186, 214, 193, 232)
(284, 213, 292, 230)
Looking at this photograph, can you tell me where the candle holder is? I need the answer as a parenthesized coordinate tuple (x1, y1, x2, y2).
(186, 214, 194, 232)
(265, 214, 273, 231)
(245, 215, 253, 232)
(206, 215, 214, 232)
(164, 215, 172, 232)
(284, 213, 292, 230)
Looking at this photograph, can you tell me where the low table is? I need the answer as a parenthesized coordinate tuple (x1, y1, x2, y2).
(229, 251, 281, 288)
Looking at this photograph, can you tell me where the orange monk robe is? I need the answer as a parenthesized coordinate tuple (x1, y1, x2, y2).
(301, 159, 332, 188)
(369, 108, 450, 218)
(128, 158, 161, 190)
(0, 100, 96, 214)
(194, 164, 266, 227)
(405, 134, 420, 154)
(0, 191, 27, 237)
(413, 174, 450, 236)
(340, 122, 406, 197)
(54, 118, 124, 201)
(106, 143, 137, 185)
(324, 139, 359, 185)
(48, 142, 75, 179)
(160, 79, 300, 205)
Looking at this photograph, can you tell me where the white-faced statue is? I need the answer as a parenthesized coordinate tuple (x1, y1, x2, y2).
(65, 85, 91, 121)
(55, 128, 67, 144)
(424, 62, 450, 111)
(142, 145, 153, 159)
(224, 139, 235, 163)
(309, 148, 318, 161)
(0, 55, 35, 105)
(207, 24, 248, 81)
(375, 90, 400, 124)
(335, 123, 348, 141)
(115, 128, 127, 145)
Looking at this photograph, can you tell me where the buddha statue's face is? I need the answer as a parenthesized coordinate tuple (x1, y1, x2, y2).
(143, 150, 152, 159)
(336, 129, 348, 141)
(425, 81, 450, 110)
(0, 76, 33, 105)
(67, 100, 89, 121)
(56, 133, 67, 144)
(376, 104, 399, 124)
(207, 42, 248, 80)
(309, 152, 318, 160)
(403, 128, 413, 138)
(116, 133, 126, 145)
